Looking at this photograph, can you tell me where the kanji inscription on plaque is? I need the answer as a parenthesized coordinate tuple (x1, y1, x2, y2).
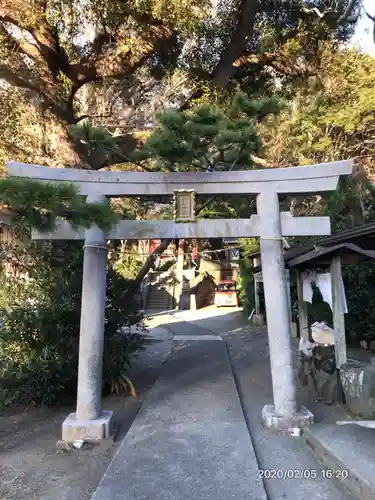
(173, 189, 196, 222)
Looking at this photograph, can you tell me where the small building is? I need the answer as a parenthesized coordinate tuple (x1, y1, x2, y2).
(251, 223, 375, 386)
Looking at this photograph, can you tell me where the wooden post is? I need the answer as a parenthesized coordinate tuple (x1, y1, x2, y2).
(285, 269, 292, 329)
(254, 278, 260, 315)
(253, 272, 265, 326)
(176, 239, 185, 308)
(330, 256, 347, 368)
(296, 270, 309, 341)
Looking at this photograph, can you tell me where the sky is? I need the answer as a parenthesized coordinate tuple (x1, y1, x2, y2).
(351, 1, 375, 57)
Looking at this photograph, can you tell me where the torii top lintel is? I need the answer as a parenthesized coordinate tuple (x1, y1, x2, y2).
(6, 160, 354, 197)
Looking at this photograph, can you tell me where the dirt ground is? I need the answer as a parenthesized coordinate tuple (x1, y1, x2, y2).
(0, 395, 139, 500)
(0, 316, 174, 500)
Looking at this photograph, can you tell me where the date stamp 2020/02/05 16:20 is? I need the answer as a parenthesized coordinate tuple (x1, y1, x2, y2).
(258, 469, 349, 480)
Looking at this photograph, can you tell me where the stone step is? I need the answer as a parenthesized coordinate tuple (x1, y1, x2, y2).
(147, 302, 170, 309)
(148, 287, 171, 292)
(304, 423, 375, 500)
(91, 336, 266, 500)
(147, 292, 171, 303)
(148, 294, 170, 301)
(147, 288, 173, 308)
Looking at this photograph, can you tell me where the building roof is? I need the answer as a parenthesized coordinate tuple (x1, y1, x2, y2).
(287, 243, 375, 269)
(252, 221, 375, 272)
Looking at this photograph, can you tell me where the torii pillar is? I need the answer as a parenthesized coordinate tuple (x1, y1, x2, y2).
(257, 192, 311, 429)
(63, 194, 113, 441)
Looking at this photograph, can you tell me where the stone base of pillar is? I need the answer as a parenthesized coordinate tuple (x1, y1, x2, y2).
(252, 314, 265, 327)
(261, 404, 314, 432)
(62, 410, 114, 442)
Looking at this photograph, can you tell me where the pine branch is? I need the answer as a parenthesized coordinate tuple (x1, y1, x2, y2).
(0, 178, 118, 231)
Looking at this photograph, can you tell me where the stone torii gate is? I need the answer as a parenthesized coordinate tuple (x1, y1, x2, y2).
(7, 159, 353, 439)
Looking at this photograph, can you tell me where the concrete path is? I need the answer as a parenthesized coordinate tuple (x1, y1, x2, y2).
(92, 308, 357, 500)
(305, 423, 375, 500)
(181, 308, 358, 499)
(91, 321, 266, 500)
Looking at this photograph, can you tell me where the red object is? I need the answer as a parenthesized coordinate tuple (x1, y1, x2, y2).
(149, 239, 174, 259)
(149, 239, 161, 255)
(191, 245, 198, 260)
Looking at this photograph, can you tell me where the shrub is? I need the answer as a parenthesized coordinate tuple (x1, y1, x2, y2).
(238, 260, 257, 316)
(0, 234, 146, 410)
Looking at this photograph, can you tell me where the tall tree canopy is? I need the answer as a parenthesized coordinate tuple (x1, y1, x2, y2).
(0, 0, 361, 170)
(257, 42, 375, 231)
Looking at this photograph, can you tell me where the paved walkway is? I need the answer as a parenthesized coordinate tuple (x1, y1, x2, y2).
(92, 308, 356, 500)
(92, 323, 266, 500)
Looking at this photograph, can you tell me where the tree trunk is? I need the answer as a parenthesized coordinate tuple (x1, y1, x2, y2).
(211, 0, 259, 87)
(180, 0, 259, 111)
(133, 197, 213, 289)
(133, 238, 172, 288)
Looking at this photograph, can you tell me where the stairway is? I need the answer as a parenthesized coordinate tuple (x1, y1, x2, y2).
(145, 265, 176, 312)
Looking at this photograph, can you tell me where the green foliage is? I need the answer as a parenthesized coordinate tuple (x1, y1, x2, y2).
(256, 42, 375, 344)
(324, 176, 375, 233)
(0, 0, 360, 174)
(0, 178, 118, 231)
(113, 251, 142, 280)
(342, 264, 375, 344)
(239, 238, 259, 258)
(69, 122, 121, 155)
(0, 236, 145, 409)
(0, 88, 40, 172)
(237, 238, 260, 315)
(262, 45, 375, 168)
(134, 92, 281, 172)
(237, 261, 255, 316)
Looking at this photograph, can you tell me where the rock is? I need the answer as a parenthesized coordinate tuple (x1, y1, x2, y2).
(360, 340, 368, 349)
(311, 322, 334, 345)
(341, 361, 375, 418)
(253, 314, 265, 327)
(73, 440, 84, 449)
(56, 440, 73, 453)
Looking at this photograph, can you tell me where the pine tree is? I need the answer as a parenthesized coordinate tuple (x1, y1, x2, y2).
(135, 92, 281, 172)
(133, 92, 281, 285)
